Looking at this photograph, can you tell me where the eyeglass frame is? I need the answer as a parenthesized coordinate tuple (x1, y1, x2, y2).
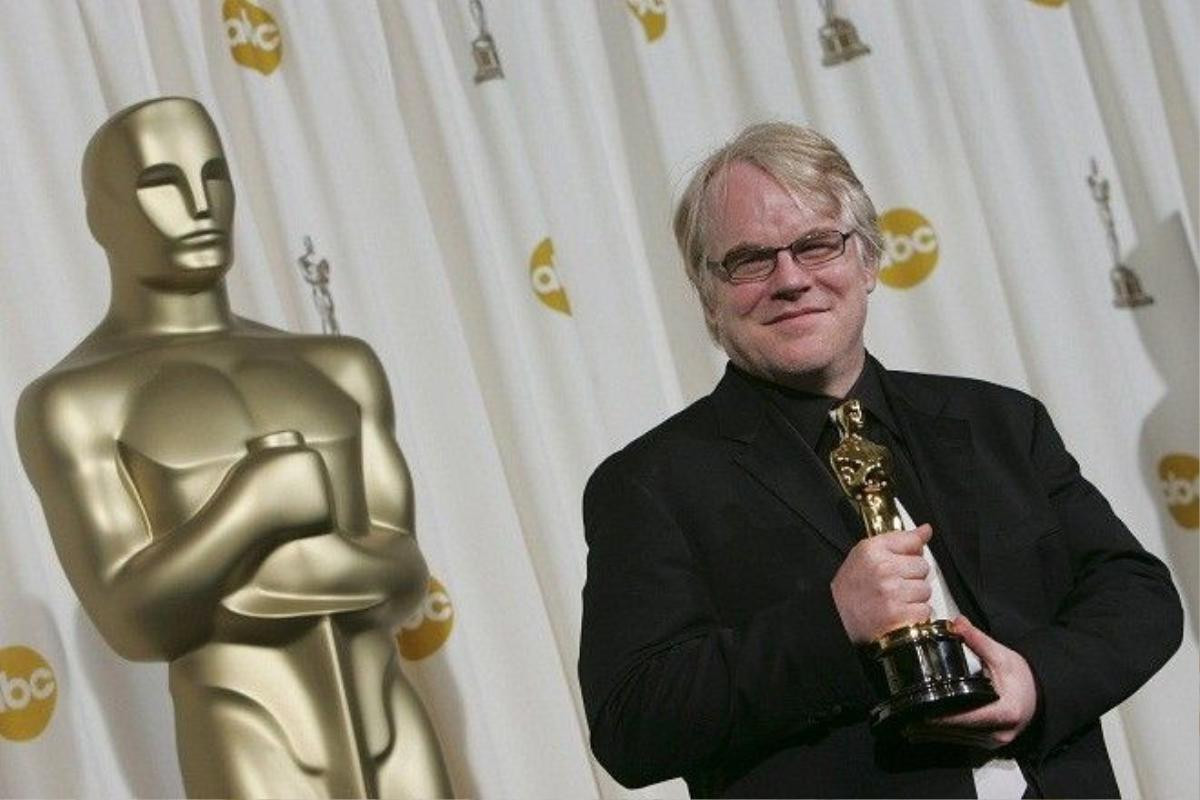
(705, 229, 855, 284)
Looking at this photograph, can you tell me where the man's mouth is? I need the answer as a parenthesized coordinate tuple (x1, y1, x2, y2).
(765, 307, 828, 325)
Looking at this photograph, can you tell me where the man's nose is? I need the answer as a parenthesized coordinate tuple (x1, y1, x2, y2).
(768, 248, 814, 294)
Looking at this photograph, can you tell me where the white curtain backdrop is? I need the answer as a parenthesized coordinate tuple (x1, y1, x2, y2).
(1, 1, 1195, 798)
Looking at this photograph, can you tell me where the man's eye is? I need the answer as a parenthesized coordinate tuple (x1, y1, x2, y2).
(731, 253, 772, 271)
(798, 242, 839, 260)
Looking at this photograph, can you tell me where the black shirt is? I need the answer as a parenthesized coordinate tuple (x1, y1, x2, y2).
(730, 355, 981, 623)
(729, 356, 920, 503)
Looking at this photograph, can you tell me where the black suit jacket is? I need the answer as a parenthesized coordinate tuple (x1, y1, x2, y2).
(579, 362, 1182, 798)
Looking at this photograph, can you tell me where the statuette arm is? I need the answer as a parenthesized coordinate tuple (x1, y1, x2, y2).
(203, 341, 431, 614)
(16, 382, 334, 660)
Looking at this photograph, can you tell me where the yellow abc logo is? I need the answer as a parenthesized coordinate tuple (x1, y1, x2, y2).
(397, 577, 454, 661)
(1158, 453, 1199, 529)
(223, 0, 282, 75)
(627, 0, 668, 42)
(530, 237, 572, 315)
(877, 207, 939, 289)
(0, 646, 57, 742)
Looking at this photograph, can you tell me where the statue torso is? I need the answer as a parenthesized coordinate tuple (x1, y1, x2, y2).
(58, 329, 392, 627)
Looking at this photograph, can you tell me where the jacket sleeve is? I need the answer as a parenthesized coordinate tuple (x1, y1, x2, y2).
(1007, 398, 1183, 761)
(577, 458, 874, 789)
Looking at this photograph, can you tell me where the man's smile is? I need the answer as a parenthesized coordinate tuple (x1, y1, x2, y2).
(764, 306, 830, 325)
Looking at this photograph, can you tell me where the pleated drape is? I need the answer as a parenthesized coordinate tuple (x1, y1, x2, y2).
(1, 2, 1194, 798)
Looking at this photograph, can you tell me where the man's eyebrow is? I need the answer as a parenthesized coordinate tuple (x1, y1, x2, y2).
(720, 228, 840, 260)
(719, 242, 771, 261)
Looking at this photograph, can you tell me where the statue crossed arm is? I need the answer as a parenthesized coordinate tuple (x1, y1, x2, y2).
(18, 378, 331, 660)
(17, 337, 426, 661)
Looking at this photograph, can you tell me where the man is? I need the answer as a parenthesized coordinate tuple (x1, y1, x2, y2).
(16, 97, 449, 798)
(577, 122, 1181, 798)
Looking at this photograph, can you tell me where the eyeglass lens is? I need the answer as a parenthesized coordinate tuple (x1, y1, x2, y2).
(725, 230, 848, 282)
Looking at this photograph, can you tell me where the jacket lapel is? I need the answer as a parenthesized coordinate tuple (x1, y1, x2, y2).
(711, 367, 858, 556)
(881, 369, 986, 616)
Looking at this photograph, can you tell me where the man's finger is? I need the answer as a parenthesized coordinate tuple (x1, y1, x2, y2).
(883, 525, 932, 555)
(951, 615, 1004, 665)
(895, 578, 932, 604)
(926, 702, 1007, 731)
(897, 556, 931, 579)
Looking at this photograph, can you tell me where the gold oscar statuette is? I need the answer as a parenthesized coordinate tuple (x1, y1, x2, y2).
(15, 96, 451, 798)
(829, 400, 997, 731)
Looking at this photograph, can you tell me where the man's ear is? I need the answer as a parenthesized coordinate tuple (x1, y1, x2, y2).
(699, 284, 720, 334)
(859, 241, 880, 293)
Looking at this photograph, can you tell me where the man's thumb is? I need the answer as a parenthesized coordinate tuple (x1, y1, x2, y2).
(951, 616, 1001, 663)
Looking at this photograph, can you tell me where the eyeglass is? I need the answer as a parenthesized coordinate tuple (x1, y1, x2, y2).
(707, 229, 854, 284)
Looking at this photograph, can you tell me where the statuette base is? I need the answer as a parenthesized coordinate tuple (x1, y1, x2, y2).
(865, 619, 998, 731)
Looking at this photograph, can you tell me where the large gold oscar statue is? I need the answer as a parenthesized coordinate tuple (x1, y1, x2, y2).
(15, 97, 451, 798)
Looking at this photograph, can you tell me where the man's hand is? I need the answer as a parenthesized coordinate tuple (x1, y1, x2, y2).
(832, 524, 934, 644)
(904, 616, 1039, 750)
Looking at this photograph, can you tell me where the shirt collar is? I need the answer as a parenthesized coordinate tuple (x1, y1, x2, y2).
(728, 354, 901, 449)
(853, 355, 902, 440)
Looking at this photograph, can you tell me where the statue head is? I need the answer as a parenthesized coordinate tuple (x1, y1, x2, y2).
(82, 97, 234, 292)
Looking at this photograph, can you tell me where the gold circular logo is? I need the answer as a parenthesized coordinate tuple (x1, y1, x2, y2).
(1158, 453, 1199, 529)
(627, 0, 667, 42)
(397, 577, 454, 661)
(223, 0, 283, 75)
(530, 237, 572, 315)
(877, 208, 939, 289)
(0, 646, 57, 742)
